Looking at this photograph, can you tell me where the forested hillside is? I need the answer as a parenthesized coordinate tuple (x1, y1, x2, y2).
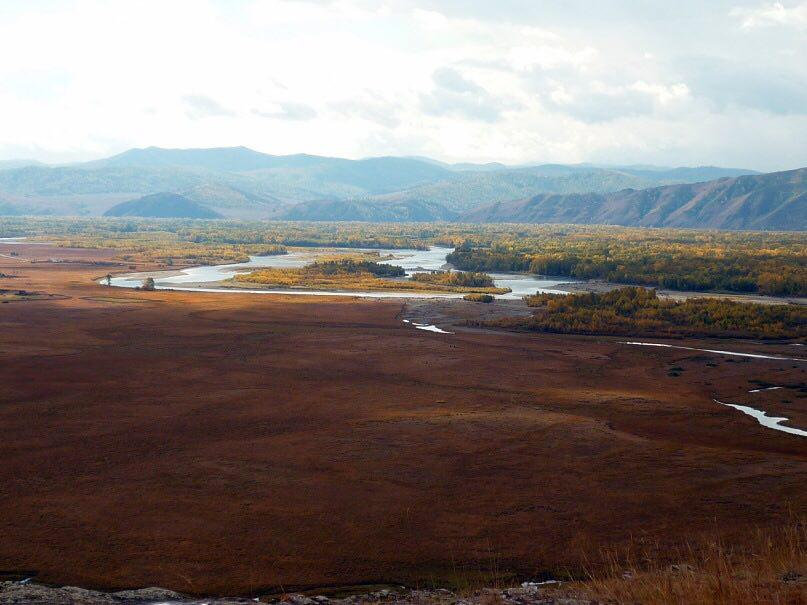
(104, 193, 223, 219)
(273, 198, 458, 222)
(464, 168, 806, 230)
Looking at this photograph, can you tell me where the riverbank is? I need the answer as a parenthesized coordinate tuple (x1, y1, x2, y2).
(104, 245, 566, 300)
(103, 244, 806, 306)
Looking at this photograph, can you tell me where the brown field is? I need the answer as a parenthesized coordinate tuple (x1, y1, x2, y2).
(0, 242, 805, 597)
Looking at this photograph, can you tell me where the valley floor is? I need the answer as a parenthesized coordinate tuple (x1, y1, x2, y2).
(0, 242, 804, 597)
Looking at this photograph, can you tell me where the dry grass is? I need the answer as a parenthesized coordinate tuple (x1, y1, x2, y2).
(564, 522, 806, 604)
(50, 233, 287, 265)
(2, 242, 805, 595)
(0, 288, 52, 301)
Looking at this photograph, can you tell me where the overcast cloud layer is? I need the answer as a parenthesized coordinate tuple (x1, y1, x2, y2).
(1, 0, 805, 170)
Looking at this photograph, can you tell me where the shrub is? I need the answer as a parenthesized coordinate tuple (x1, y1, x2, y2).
(481, 286, 807, 339)
(464, 293, 494, 303)
(309, 259, 405, 277)
(412, 270, 495, 287)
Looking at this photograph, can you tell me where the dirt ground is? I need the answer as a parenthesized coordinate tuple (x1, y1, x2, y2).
(0, 242, 805, 596)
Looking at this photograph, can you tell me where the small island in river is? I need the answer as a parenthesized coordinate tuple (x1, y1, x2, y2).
(228, 258, 511, 295)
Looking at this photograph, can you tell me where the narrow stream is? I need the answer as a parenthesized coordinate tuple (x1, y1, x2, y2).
(621, 341, 805, 437)
(402, 319, 453, 334)
(714, 400, 807, 437)
(620, 341, 807, 362)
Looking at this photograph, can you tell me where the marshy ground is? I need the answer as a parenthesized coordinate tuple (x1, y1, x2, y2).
(0, 242, 804, 597)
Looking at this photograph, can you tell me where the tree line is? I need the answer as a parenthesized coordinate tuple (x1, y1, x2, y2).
(411, 270, 495, 288)
(476, 287, 807, 339)
(447, 244, 806, 297)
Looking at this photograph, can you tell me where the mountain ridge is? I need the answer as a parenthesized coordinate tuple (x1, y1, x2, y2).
(0, 146, 761, 213)
(0, 146, 798, 229)
(462, 167, 807, 230)
(273, 198, 458, 222)
(103, 192, 223, 219)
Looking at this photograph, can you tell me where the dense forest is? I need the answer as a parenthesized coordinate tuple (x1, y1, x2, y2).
(446, 228, 806, 297)
(309, 259, 405, 277)
(0, 217, 434, 257)
(478, 287, 807, 339)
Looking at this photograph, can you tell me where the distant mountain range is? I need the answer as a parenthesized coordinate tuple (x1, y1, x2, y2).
(104, 192, 223, 219)
(275, 198, 458, 222)
(0, 159, 44, 170)
(0, 146, 802, 229)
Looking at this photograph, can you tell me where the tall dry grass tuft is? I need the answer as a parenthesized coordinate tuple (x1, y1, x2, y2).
(567, 522, 806, 605)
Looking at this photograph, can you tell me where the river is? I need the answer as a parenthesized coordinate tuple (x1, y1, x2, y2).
(107, 246, 573, 299)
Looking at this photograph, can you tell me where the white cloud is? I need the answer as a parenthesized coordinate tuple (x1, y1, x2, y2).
(731, 1, 807, 29)
(420, 67, 518, 122)
(539, 79, 691, 123)
(0, 0, 803, 170)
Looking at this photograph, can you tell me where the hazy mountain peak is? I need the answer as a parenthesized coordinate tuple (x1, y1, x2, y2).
(0, 146, 792, 228)
(103, 192, 223, 219)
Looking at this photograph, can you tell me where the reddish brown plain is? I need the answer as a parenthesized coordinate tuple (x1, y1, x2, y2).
(0, 243, 805, 595)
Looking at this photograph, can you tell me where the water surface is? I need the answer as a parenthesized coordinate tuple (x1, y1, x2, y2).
(402, 319, 454, 334)
(109, 246, 574, 299)
(715, 399, 807, 437)
(620, 341, 806, 362)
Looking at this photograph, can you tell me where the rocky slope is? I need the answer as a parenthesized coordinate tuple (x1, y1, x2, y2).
(0, 581, 589, 605)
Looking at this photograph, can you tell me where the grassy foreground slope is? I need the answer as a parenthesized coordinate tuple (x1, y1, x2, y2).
(0, 239, 805, 597)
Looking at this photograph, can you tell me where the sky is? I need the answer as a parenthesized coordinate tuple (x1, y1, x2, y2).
(0, 0, 805, 171)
